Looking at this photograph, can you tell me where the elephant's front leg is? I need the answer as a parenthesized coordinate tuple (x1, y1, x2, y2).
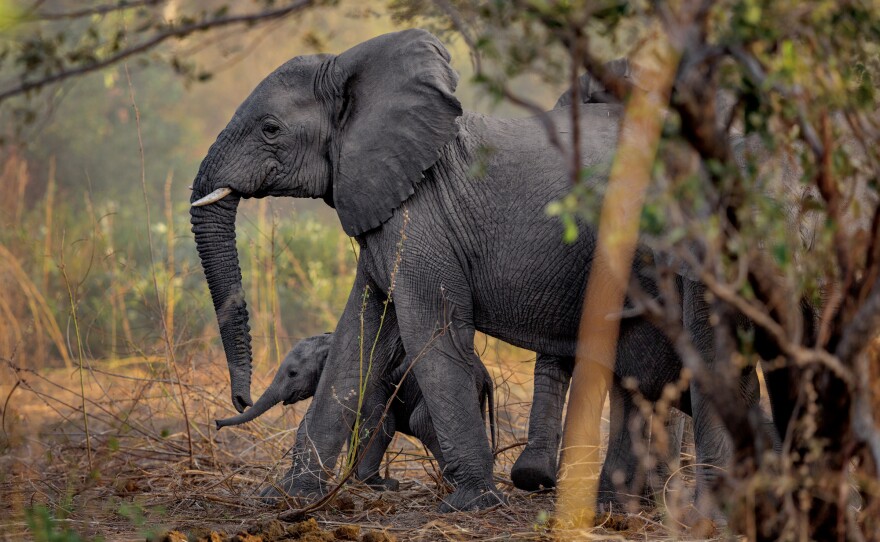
(262, 273, 400, 500)
(511, 354, 573, 491)
(683, 280, 756, 518)
(397, 302, 503, 511)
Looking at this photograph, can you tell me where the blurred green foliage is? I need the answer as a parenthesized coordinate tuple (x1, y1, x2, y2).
(25, 505, 91, 542)
(0, 0, 570, 370)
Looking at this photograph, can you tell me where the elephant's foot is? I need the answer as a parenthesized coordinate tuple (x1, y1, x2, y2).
(510, 446, 557, 491)
(596, 490, 627, 514)
(597, 472, 622, 512)
(259, 468, 325, 505)
(438, 484, 507, 512)
(361, 474, 400, 492)
(597, 466, 647, 512)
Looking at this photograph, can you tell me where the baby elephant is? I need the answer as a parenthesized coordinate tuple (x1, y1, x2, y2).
(216, 333, 496, 490)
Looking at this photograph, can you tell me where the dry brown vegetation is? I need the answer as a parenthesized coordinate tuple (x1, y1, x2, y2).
(0, 314, 705, 541)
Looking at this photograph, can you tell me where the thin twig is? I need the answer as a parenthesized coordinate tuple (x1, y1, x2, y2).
(0, 0, 314, 103)
(18, 0, 163, 21)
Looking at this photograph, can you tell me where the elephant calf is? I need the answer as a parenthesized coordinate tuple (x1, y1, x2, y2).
(216, 333, 496, 490)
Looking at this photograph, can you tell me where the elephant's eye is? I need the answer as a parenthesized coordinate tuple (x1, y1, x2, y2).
(288, 369, 297, 378)
(262, 120, 281, 138)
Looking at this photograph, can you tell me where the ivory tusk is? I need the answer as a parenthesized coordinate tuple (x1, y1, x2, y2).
(191, 187, 233, 207)
(187, 185, 193, 191)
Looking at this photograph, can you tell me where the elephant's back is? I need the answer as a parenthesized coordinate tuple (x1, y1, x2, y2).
(446, 110, 619, 355)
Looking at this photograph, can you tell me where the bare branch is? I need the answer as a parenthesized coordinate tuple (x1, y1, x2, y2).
(430, 0, 569, 165)
(0, 0, 315, 104)
(852, 352, 880, 478)
(20, 0, 164, 21)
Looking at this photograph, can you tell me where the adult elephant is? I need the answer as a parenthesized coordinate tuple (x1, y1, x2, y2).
(189, 29, 743, 511)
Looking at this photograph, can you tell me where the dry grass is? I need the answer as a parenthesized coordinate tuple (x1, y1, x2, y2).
(0, 339, 709, 542)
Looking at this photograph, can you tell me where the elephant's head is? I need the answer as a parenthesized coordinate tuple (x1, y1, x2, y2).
(553, 58, 640, 109)
(189, 29, 462, 411)
(215, 333, 333, 429)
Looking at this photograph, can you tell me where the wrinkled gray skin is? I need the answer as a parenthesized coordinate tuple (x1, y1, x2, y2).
(189, 30, 762, 511)
(512, 62, 786, 510)
(214, 333, 496, 491)
(511, 58, 682, 494)
(511, 58, 642, 493)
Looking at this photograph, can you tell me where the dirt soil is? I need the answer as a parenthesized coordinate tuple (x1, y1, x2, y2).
(143, 487, 675, 542)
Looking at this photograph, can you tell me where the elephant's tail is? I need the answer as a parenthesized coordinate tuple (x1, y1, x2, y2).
(481, 373, 496, 453)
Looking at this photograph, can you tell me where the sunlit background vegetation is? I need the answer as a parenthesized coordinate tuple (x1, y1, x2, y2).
(0, 1, 573, 372)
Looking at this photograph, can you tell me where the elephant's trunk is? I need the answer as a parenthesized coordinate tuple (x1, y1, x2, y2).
(216, 385, 282, 430)
(191, 160, 253, 413)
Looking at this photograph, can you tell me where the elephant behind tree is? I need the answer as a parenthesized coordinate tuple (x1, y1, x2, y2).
(511, 59, 687, 495)
(215, 333, 496, 491)
(189, 29, 775, 511)
(514, 61, 784, 508)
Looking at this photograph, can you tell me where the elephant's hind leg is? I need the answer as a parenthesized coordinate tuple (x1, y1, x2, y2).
(396, 299, 504, 512)
(511, 354, 573, 491)
(598, 375, 651, 511)
(356, 409, 400, 491)
(408, 399, 450, 484)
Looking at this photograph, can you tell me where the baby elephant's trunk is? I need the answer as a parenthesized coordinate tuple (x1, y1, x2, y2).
(215, 387, 281, 430)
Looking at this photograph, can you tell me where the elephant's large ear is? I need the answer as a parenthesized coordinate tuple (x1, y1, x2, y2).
(314, 333, 333, 370)
(328, 29, 462, 236)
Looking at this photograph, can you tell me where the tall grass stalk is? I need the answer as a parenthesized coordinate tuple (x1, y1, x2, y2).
(13, 153, 28, 227)
(255, 199, 283, 368)
(41, 157, 55, 296)
(164, 171, 176, 349)
(0, 294, 23, 352)
(105, 203, 118, 358)
(125, 64, 194, 467)
(58, 231, 93, 472)
(345, 209, 408, 473)
(269, 213, 282, 367)
(38, 158, 56, 365)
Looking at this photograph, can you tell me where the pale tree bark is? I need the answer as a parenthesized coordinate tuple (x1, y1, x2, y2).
(555, 26, 681, 529)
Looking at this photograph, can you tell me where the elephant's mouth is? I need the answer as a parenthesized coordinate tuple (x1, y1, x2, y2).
(282, 389, 311, 405)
